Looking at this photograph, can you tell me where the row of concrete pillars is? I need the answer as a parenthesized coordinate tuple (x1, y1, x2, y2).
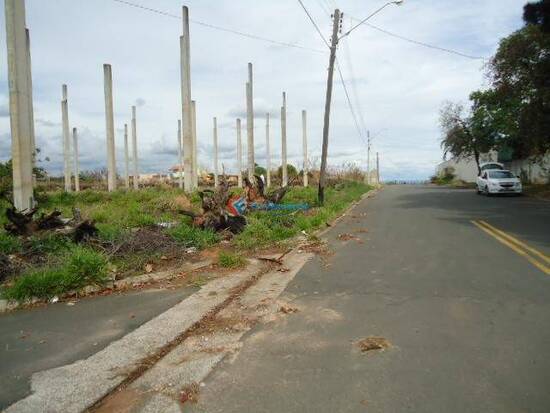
(4, 1, 310, 212)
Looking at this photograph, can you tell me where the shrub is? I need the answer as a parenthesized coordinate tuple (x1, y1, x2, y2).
(218, 251, 246, 268)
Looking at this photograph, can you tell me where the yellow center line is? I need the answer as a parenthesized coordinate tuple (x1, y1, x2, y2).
(477, 220, 550, 265)
(471, 220, 550, 275)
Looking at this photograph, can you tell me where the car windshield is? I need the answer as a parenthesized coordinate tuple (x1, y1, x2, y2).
(489, 171, 515, 179)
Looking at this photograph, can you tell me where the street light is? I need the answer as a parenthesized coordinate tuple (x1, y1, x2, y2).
(339, 1, 404, 40)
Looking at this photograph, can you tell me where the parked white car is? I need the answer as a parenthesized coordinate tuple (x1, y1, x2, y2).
(476, 169, 522, 195)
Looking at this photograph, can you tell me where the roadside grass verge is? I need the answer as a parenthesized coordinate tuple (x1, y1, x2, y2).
(218, 251, 246, 268)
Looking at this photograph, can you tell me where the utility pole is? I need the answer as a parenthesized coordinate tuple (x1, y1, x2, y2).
(265, 113, 271, 187)
(72, 127, 80, 192)
(318, 9, 341, 205)
(366, 130, 371, 185)
(281, 92, 288, 187)
(246, 63, 255, 180)
(236, 118, 243, 187)
(376, 152, 380, 184)
(213, 117, 219, 188)
(191, 100, 198, 189)
(302, 109, 308, 187)
(61, 84, 72, 192)
(178, 119, 183, 189)
(131, 105, 139, 189)
(124, 123, 130, 189)
(103, 64, 116, 192)
(180, 6, 193, 193)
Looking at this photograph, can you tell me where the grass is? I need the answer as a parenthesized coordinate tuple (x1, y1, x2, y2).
(235, 181, 371, 250)
(2, 246, 108, 300)
(0, 181, 372, 301)
(218, 251, 246, 268)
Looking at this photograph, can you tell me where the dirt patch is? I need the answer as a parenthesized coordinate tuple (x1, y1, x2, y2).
(299, 240, 334, 267)
(354, 228, 369, 234)
(190, 314, 251, 336)
(337, 233, 362, 243)
(179, 382, 200, 404)
(279, 305, 299, 314)
(357, 336, 391, 352)
(112, 227, 179, 257)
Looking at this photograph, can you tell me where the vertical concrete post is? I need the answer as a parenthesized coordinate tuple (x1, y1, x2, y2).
(366, 130, 371, 185)
(376, 152, 380, 184)
(281, 92, 288, 187)
(61, 85, 72, 192)
(124, 123, 130, 189)
(103, 64, 116, 191)
(236, 118, 243, 188)
(180, 6, 193, 193)
(246, 63, 255, 179)
(72, 127, 80, 192)
(178, 119, 183, 189)
(213, 117, 219, 188)
(5, 0, 34, 210)
(131, 105, 139, 189)
(265, 113, 271, 187)
(191, 100, 198, 189)
(302, 109, 308, 187)
(25, 29, 35, 168)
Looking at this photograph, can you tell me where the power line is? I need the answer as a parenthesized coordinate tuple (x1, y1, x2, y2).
(110, 0, 326, 54)
(296, 0, 331, 48)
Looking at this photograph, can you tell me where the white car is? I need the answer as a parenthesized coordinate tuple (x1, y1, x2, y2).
(476, 169, 522, 195)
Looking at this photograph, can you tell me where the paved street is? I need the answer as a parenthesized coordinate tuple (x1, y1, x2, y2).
(0, 286, 198, 409)
(190, 185, 550, 412)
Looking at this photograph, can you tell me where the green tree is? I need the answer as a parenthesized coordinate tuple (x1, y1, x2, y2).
(439, 102, 495, 175)
(524, 0, 550, 33)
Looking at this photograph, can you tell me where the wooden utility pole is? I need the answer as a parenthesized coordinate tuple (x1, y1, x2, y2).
(5, 0, 34, 211)
(318, 9, 341, 205)
(302, 109, 308, 187)
(236, 118, 243, 187)
(124, 123, 130, 189)
(61, 84, 72, 192)
(265, 113, 271, 187)
(72, 127, 80, 192)
(213, 117, 219, 188)
(178, 119, 183, 189)
(180, 6, 193, 193)
(281, 92, 288, 187)
(103, 64, 116, 192)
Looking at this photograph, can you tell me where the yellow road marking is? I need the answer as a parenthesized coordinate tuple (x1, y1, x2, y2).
(471, 220, 550, 275)
(477, 220, 550, 265)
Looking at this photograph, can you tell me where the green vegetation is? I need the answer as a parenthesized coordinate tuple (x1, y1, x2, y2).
(2, 246, 107, 300)
(169, 222, 219, 249)
(218, 251, 246, 268)
(235, 181, 370, 250)
(430, 167, 456, 186)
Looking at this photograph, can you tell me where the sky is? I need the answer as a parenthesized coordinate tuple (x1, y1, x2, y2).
(0, 0, 526, 181)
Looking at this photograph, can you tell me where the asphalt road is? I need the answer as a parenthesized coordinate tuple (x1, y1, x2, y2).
(0, 286, 197, 410)
(190, 185, 550, 413)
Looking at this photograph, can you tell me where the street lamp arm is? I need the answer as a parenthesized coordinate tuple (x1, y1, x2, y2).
(339, 1, 403, 40)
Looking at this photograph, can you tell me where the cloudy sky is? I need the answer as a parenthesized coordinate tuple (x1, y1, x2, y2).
(0, 0, 526, 180)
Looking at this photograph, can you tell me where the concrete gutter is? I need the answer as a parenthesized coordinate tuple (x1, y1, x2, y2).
(5, 260, 262, 413)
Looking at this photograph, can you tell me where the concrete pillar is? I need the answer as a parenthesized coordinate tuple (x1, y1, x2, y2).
(5, 0, 34, 210)
(266, 113, 271, 187)
(72, 127, 80, 192)
(103, 64, 116, 191)
(281, 92, 288, 187)
(124, 123, 130, 189)
(191, 100, 198, 189)
(131, 105, 139, 189)
(213, 117, 219, 188)
(180, 6, 193, 193)
(25, 29, 35, 168)
(302, 110, 308, 187)
(236, 118, 243, 187)
(61, 84, 72, 192)
(376, 152, 380, 184)
(178, 119, 183, 189)
(246, 63, 255, 179)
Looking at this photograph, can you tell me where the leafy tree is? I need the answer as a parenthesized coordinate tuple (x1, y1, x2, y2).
(485, 23, 550, 158)
(439, 102, 495, 175)
(524, 0, 550, 32)
(254, 163, 267, 177)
